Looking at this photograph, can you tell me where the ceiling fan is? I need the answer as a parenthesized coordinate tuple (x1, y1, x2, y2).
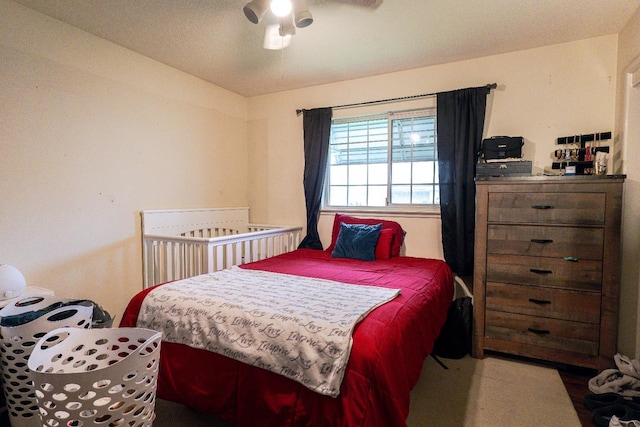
(243, 0, 383, 50)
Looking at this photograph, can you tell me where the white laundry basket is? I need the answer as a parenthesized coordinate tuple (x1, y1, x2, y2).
(27, 327, 162, 427)
(0, 295, 94, 427)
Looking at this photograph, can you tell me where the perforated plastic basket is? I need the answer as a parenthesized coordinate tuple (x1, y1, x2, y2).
(0, 295, 94, 427)
(28, 327, 161, 427)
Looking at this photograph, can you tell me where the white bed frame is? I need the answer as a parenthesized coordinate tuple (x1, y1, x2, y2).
(141, 207, 302, 288)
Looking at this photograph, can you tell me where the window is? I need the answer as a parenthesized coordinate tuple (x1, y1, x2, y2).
(325, 108, 438, 208)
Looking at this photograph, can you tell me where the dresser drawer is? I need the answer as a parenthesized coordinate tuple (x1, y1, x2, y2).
(487, 225, 603, 260)
(474, 177, 624, 369)
(485, 310, 600, 356)
(486, 282, 601, 323)
(486, 254, 602, 291)
(487, 192, 605, 225)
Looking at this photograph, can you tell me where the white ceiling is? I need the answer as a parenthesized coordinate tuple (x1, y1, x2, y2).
(12, 0, 640, 97)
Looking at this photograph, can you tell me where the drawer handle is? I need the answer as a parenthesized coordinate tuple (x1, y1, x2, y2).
(531, 239, 554, 244)
(528, 328, 550, 335)
(531, 205, 554, 210)
(528, 298, 551, 306)
(530, 268, 553, 275)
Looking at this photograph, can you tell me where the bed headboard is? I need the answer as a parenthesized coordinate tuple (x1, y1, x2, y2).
(141, 207, 250, 237)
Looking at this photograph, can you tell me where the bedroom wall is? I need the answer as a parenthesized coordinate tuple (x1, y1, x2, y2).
(616, 6, 640, 358)
(0, 1, 249, 319)
(247, 35, 618, 260)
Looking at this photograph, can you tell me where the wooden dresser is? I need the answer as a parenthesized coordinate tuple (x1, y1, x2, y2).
(472, 175, 625, 369)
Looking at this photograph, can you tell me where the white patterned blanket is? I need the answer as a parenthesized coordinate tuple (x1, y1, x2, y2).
(136, 266, 400, 397)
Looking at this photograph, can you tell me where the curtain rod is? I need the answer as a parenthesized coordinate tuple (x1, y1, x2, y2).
(296, 83, 497, 116)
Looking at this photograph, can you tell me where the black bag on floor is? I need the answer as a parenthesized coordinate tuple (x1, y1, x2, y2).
(433, 296, 472, 359)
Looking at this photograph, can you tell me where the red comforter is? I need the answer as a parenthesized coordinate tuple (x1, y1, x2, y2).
(120, 249, 453, 427)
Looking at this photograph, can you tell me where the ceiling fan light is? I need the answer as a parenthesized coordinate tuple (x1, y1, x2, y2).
(293, 0, 313, 28)
(294, 10, 313, 28)
(243, 0, 270, 24)
(293, 10, 313, 28)
(270, 0, 292, 17)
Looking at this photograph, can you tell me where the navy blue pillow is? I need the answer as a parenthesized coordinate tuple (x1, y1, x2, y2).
(331, 222, 382, 261)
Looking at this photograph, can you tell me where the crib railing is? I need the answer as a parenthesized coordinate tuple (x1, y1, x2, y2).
(142, 225, 302, 288)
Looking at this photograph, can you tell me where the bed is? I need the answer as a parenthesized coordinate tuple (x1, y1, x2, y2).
(141, 207, 302, 288)
(122, 214, 454, 427)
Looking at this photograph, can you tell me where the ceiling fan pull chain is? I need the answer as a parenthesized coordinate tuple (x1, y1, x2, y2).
(281, 44, 286, 79)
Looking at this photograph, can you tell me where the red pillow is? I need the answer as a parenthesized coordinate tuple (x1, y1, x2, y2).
(327, 213, 406, 257)
(375, 228, 394, 260)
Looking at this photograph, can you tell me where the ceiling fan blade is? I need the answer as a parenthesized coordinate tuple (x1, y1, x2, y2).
(334, 0, 383, 9)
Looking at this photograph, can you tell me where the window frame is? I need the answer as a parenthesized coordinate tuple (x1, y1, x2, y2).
(323, 105, 440, 214)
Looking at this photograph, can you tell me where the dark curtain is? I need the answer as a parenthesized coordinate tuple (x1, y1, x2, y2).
(436, 86, 490, 276)
(298, 107, 333, 250)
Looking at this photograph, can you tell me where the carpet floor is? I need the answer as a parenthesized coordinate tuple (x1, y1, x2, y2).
(150, 354, 580, 427)
(407, 355, 581, 427)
